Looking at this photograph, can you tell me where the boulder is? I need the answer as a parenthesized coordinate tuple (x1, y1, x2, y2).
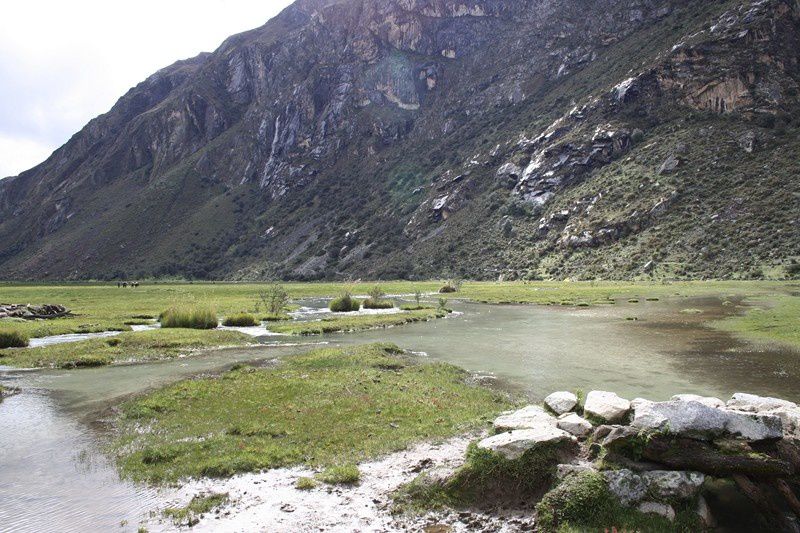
(602, 469, 647, 505)
(599, 425, 640, 449)
(584, 391, 631, 423)
(642, 470, 705, 500)
(493, 405, 556, 432)
(696, 495, 716, 527)
(640, 435, 794, 477)
(631, 400, 782, 441)
(556, 463, 594, 479)
(477, 426, 575, 461)
(637, 501, 675, 522)
(725, 410, 784, 441)
(727, 393, 797, 413)
(557, 413, 592, 437)
(671, 394, 725, 409)
(544, 391, 578, 415)
(657, 154, 680, 175)
(772, 409, 800, 439)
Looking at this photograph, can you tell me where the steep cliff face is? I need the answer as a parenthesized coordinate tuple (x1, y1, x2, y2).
(1, 0, 798, 280)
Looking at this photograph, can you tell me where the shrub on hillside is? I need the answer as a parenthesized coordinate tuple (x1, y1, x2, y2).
(160, 305, 218, 329)
(0, 330, 29, 348)
(222, 313, 258, 327)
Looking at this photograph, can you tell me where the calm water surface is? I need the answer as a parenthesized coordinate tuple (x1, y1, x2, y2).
(1, 297, 798, 532)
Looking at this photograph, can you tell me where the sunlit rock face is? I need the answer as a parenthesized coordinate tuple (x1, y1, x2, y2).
(1, 0, 799, 280)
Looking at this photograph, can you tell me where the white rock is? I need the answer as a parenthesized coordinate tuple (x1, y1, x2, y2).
(671, 394, 725, 409)
(696, 495, 716, 527)
(493, 405, 556, 432)
(544, 391, 578, 414)
(771, 409, 800, 438)
(584, 391, 631, 423)
(724, 409, 783, 441)
(643, 471, 705, 500)
(727, 393, 797, 413)
(630, 397, 654, 409)
(637, 501, 675, 522)
(557, 413, 593, 437)
(602, 469, 647, 505)
(477, 427, 575, 461)
(632, 400, 782, 441)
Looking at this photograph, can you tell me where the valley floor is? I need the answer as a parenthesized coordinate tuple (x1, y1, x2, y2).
(0, 280, 799, 531)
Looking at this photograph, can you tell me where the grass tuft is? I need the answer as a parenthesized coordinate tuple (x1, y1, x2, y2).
(329, 294, 361, 312)
(0, 329, 29, 348)
(295, 476, 319, 490)
(160, 305, 218, 329)
(221, 313, 258, 327)
(163, 492, 228, 526)
(316, 464, 360, 485)
(363, 298, 394, 309)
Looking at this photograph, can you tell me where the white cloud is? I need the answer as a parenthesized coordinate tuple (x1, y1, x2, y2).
(0, 135, 54, 179)
(0, 0, 293, 178)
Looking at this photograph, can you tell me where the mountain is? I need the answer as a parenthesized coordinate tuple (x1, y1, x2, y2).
(1, 0, 798, 281)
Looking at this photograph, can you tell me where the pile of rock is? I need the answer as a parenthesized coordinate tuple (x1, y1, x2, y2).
(477, 390, 800, 529)
(0, 303, 70, 319)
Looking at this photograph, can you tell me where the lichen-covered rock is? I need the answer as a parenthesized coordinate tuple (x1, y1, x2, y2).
(557, 413, 592, 437)
(642, 470, 705, 500)
(544, 391, 578, 415)
(493, 405, 556, 432)
(602, 469, 647, 505)
(724, 410, 784, 441)
(637, 501, 675, 521)
(631, 400, 782, 441)
(555, 463, 594, 479)
(477, 426, 575, 461)
(584, 391, 631, 423)
(727, 393, 798, 413)
(671, 394, 725, 409)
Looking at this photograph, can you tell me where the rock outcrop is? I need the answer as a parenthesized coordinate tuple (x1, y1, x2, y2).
(0, 304, 70, 319)
(1, 0, 798, 281)
(464, 390, 800, 530)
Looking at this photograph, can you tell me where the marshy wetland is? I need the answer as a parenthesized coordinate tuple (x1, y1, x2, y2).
(1, 281, 799, 531)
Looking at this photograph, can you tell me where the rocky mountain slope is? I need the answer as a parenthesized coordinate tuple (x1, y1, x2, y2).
(1, 0, 798, 280)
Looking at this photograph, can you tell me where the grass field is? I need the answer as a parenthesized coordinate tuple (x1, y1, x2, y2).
(0, 281, 797, 366)
(0, 329, 253, 369)
(269, 308, 448, 335)
(714, 294, 800, 350)
(112, 343, 510, 483)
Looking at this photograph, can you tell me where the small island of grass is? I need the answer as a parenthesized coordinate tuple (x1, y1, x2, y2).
(112, 343, 510, 483)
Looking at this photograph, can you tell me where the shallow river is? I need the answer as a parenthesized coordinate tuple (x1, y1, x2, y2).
(1, 297, 798, 532)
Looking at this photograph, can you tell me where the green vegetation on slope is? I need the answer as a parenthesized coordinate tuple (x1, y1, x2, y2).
(112, 343, 509, 483)
(269, 308, 448, 335)
(0, 329, 251, 369)
(535, 471, 702, 532)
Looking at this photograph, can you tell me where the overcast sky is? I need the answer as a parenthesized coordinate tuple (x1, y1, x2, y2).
(0, 0, 293, 179)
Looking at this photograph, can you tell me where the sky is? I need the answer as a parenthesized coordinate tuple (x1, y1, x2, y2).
(0, 0, 294, 179)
